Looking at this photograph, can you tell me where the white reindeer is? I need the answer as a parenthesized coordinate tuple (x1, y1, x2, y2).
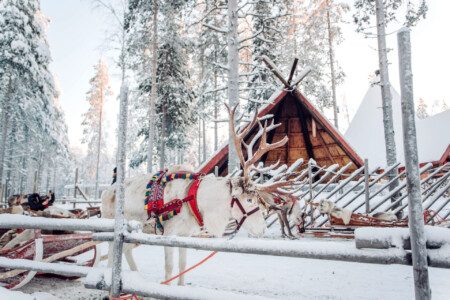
(318, 199, 353, 225)
(102, 105, 300, 285)
(258, 191, 304, 237)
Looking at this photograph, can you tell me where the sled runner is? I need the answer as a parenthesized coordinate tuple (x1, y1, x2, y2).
(0, 206, 101, 289)
(0, 230, 98, 289)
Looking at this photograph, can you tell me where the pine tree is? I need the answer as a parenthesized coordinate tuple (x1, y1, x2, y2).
(0, 0, 71, 198)
(125, 0, 195, 170)
(246, 0, 284, 110)
(156, 4, 195, 168)
(81, 60, 112, 199)
(416, 98, 428, 119)
(354, 0, 427, 211)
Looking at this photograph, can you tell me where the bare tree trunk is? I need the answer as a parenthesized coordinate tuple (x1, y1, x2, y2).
(19, 124, 29, 193)
(94, 84, 104, 200)
(397, 28, 431, 300)
(375, 0, 399, 206)
(5, 119, 17, 196)
(227, 0, 240, 173)
(0, 77, 12, 202)
(159, 105, 166, 169)
(202, 118, 207, 161)
(198, 118, 201, 165)
(213, 67, 218, 151)
(326, 1, 338, 130)
(35, 151, 43, 193)
(147, 0, 158, 174)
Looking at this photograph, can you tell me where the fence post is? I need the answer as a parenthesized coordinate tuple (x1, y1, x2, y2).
(364, 159, 370, 213)
(214, 166, 219, 177)
(110, 83, 129, 297)
(308, 160, 313, 201)
(398, 28, 431, 300)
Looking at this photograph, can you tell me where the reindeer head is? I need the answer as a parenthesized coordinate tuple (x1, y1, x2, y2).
(225, 104, 304, 236)
(318, 199, 335, 214)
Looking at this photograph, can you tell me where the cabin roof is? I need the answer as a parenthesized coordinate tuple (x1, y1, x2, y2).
(200, 89, 363, 175)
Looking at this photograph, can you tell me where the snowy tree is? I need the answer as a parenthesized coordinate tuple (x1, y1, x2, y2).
(245, 0, 285, 111)
(81, 60, 112, 199)
(125, 0, 195, 170)
(354, 0, 427, 211)
(281, 0, 347, 113)
(416, 98, 428, 119)
(0, 0, 71, 199)
(156, 5, 196, 168)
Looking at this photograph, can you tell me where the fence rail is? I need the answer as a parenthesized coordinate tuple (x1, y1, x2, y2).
(93, 232, 450, 268)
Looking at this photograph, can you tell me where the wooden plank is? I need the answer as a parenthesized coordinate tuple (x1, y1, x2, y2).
(317, 129, 337, 164)
(293, 89, 363, 167)
(294, 97, 315, 160)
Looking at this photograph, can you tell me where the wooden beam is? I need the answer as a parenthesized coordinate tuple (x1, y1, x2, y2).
(287, 58, 299, 85)
(291, 67, 312, 87)
(293, 89, 364, 167)
(261, 55, 289, 88)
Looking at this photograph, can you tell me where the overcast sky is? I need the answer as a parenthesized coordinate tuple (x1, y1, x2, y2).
(41, 0, 450, 152)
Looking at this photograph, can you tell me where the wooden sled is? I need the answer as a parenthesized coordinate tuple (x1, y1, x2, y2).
(329, 213, 409, 229)
(0, 231, 99, 289)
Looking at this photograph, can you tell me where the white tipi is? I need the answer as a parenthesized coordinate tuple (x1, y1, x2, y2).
(346, 82, 450, 168)
(345, 83, 405, 168)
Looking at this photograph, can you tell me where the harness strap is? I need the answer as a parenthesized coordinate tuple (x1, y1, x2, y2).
(231, 198, 260, 231)
(187, 179, 204, 227)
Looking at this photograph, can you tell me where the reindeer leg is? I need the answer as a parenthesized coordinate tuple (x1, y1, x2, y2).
(278, 212, 287, 238)
(164, 246, 174, 284)
(281, 211, 294, 238)
(284, 215, 295, 238)
(124, 244, 138, 271)
(178, 247, 187, 286)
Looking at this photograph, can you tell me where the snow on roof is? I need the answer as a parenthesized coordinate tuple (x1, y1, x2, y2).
(345, 84, 450, 168)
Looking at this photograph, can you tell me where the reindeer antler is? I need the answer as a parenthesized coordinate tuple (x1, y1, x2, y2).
(225, 103, 288, 181)
(255, 158, 306, 195)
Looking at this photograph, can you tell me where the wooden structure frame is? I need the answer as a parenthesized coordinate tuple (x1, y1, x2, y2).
(200, 58, 363, 175)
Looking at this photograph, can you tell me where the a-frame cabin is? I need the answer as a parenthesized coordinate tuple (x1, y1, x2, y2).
(200, 58, 363, 176)
(200, 88, 363, 176)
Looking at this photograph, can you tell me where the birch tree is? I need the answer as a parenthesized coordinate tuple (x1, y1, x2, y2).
(0, 0, 71, 199)
(354, 0, 427, 211)
(81, 60, 112, 199)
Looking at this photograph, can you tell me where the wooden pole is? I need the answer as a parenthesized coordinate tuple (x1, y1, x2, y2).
(110, 83, 129, 297)
(364, 159, 370, 213)
(214, 166, 219, 177)
(398, 28, 431, 300)
(287, 58, 299, 85)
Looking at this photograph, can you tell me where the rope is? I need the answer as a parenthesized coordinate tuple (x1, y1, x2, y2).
(159, 232, 237, 285)
(160, 251, 218, 285)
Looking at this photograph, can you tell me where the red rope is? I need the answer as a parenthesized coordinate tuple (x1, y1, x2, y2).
(160, 251, 218, 285)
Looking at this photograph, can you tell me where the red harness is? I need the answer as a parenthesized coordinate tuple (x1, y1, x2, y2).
(147, 176, 204, 227)
(230, 198, 260, 231)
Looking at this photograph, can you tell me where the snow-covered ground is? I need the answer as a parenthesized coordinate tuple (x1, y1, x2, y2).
(13, 238, 450, 300)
